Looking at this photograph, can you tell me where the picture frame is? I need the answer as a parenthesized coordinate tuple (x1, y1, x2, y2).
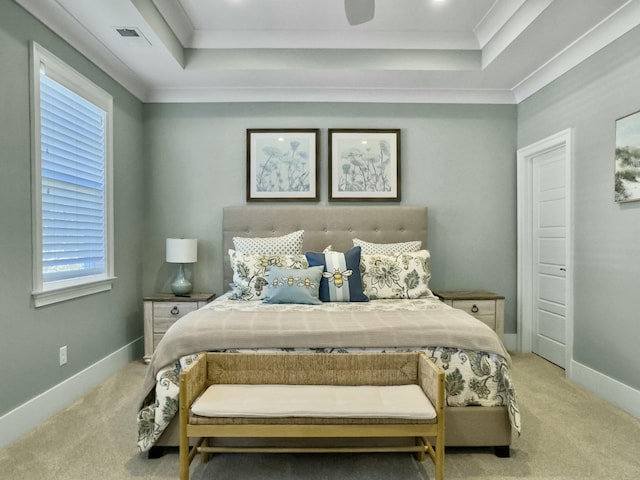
(328, 129, 401, 202)
(615, 110, 640, 203)
(247, 129, 320, 202)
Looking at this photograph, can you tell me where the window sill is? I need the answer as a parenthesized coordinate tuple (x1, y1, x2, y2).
(32, 277, 117, 307)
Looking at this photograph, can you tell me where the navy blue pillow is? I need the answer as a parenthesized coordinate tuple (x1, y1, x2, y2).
(305, 246, 368, 302)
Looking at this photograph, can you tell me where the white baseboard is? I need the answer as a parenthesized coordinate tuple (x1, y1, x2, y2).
(0, 337, 143, 449)
(500, 336, 638, 421)
(569, 359, 640, 420)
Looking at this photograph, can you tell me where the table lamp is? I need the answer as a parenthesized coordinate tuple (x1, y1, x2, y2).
(166, 238, 197, 296)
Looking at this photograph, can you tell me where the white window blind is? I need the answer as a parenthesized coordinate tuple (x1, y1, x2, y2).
(31, 42, 114, 307)
(40, 73, 107, 283)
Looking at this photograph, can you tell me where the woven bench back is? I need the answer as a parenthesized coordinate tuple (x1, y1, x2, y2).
(205, 352, 420, 386)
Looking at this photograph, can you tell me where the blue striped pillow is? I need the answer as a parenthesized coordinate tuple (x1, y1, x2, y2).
(305, 247, 368, 302)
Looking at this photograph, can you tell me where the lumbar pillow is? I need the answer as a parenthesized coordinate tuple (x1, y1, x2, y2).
(305, 246, 368, 302)
(360, 250, 433, 299)
(229, 249, 308, 300)
(233, 230, 304, 255)
(263, 266, 324, 305)
(353, 238, 422, 255)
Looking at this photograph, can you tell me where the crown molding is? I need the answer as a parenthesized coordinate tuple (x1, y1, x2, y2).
(512, 0, 639, 103)
(145, 86, 517, 104)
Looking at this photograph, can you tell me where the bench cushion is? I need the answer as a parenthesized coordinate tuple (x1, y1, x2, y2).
(191, 384, 436, 420)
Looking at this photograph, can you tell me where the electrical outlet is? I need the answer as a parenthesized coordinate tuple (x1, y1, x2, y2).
(59, 346, 67, 366)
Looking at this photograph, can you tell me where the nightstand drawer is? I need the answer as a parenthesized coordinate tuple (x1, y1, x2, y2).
(432, 291, 504, 340)
(451, 299, 496, 330)
(143, 292, 216, 363)
(153, 302, 198, 332)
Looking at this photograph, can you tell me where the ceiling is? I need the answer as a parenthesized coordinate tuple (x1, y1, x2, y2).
(16, 0, 640, 104)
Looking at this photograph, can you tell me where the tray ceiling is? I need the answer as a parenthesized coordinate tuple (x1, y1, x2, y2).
(16, 0, 639, 103)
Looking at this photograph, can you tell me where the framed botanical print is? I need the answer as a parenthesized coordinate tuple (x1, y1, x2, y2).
(615, 110, 640, 202)
(247, 129, 320, 201)
(328, 129, 400, 202)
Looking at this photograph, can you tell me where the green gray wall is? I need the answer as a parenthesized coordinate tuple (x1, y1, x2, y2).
(518, 26, 640, 391)
(0, 2, 146, 416)
(143, 102, 518, 329)
(1, 1, 519, 424)
(4, 0, 638, 442)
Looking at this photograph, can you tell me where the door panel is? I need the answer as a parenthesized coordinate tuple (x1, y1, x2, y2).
(532, 146, 567, 367)
(538, 158, 564, 189)
(539, 237, 565, 266)
(539, 198, 565, 227)
(538, 310, 566, 343)
(538, 274, 565, 305)
(537, 298, 565, 317)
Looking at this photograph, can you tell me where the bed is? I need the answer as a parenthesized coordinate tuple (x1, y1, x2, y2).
(137, 205, 520, 457)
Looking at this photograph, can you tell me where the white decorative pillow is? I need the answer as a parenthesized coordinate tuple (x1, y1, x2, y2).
(233, 230, 304, 255)
(229, 249, 309, 300)
(360, 250, 432, 299)
(353, 238, 422, 255)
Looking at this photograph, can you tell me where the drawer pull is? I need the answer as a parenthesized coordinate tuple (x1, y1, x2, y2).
(471, 304, 479, 313)
(170, 306, 180, 316)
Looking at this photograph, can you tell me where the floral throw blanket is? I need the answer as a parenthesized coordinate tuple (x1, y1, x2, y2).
(137, 296, 521, 452)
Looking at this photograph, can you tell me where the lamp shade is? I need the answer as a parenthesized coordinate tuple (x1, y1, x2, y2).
(166, 238, 198, 263)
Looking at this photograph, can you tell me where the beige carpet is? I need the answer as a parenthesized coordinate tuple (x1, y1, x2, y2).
(1, 352, 639, 479)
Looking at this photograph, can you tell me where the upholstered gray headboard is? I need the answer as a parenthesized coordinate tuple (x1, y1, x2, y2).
(222, 205, 427, 289)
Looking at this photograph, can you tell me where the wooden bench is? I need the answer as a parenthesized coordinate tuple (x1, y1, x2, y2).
(179, 352, 445, 480)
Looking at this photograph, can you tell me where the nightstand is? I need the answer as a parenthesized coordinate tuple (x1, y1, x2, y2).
(433, 290, 505, 340)
(143, 292, 216, 363)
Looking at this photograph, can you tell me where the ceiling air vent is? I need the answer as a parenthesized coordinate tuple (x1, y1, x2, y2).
(113, 26, 151, 46)
(116, 27, 140, 38)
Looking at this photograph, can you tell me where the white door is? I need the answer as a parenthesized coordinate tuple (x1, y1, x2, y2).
(517, 129, 572, 371)
(531, 147, 567, 367)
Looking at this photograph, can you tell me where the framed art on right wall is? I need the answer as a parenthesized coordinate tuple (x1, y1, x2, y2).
(615, 110, 640, 203)
(328, 129, 400, 202)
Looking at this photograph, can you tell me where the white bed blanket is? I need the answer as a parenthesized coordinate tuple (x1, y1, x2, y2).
(142, 295, 510, 401)
(137, 295, 520, 452)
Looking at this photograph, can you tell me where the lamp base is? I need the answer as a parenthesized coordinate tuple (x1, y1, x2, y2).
(171, 264, 193, 296)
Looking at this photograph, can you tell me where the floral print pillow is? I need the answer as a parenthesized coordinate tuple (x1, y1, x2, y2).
(229, 249, 309, 300)
(360, 250, 433, 299)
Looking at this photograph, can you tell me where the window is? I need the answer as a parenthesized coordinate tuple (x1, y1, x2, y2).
(30, 43, 114, 307)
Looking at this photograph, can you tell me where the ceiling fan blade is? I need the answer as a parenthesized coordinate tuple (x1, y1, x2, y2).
(344, 0, 375, 26)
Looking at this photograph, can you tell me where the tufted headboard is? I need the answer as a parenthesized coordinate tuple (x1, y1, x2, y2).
(222, 205, 427, 290)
